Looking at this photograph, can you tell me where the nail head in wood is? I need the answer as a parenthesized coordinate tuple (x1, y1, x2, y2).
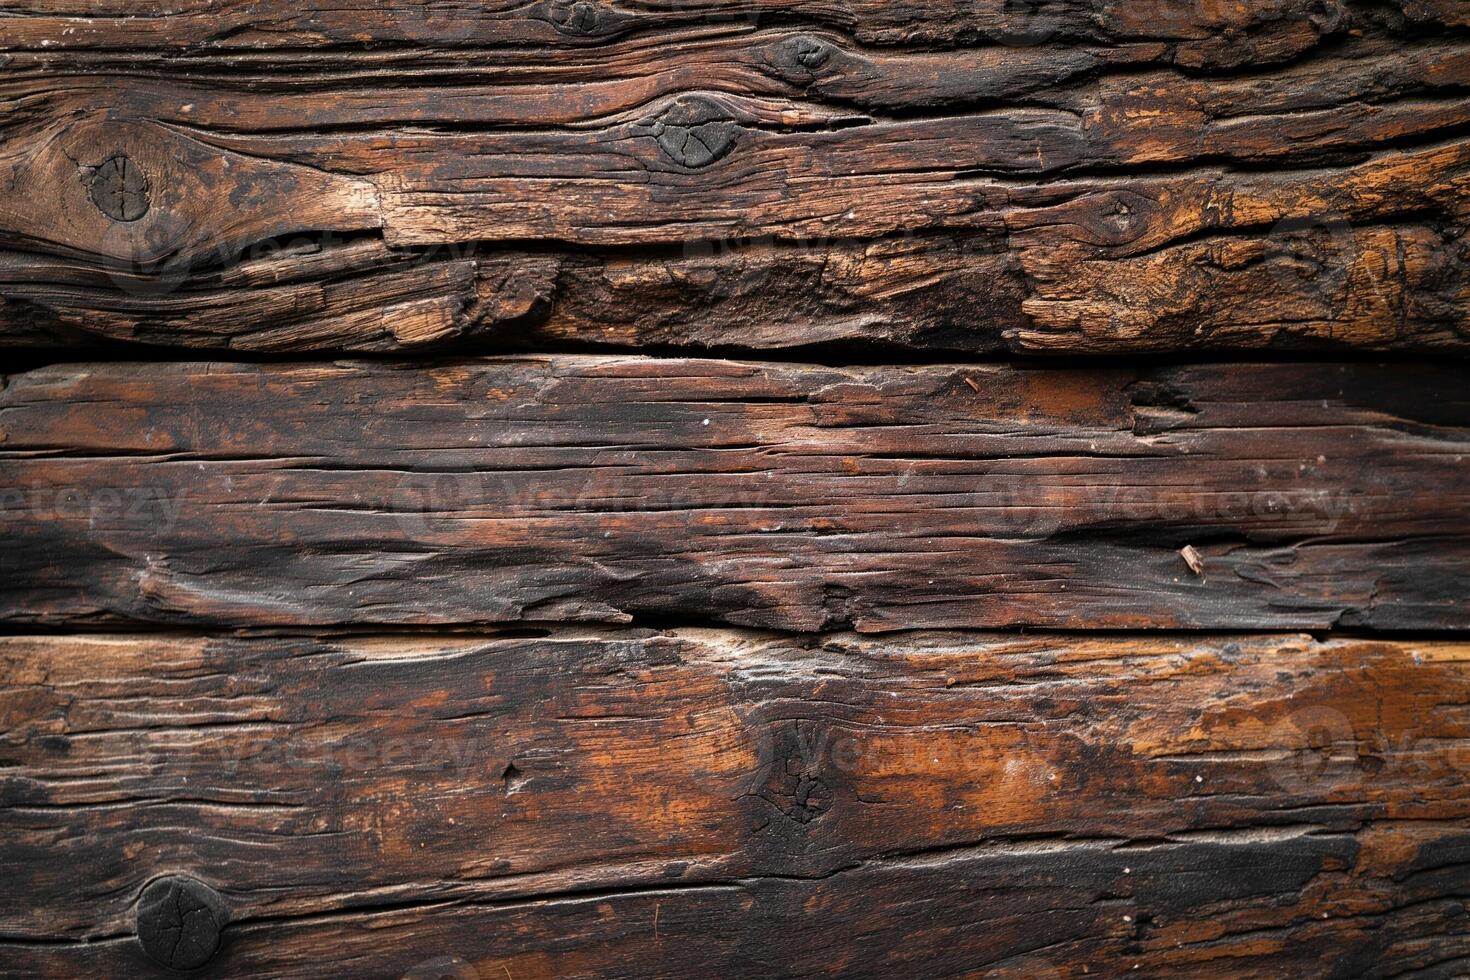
(86, 155, 150, 222)
(135, 875, 227, 971)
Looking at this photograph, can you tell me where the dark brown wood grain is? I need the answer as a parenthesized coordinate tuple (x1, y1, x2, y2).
(3, 629, 1470, 977)
(4, 4, 1469, 977)
(0, 3, 1466, 355)
(7, 0, 1462, 59)
(1, 357, 1466, 632)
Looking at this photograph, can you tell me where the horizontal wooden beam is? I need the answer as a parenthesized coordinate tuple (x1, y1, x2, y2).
(2, 630, 1469, 975)
(1, 17, 1465, 355)
(5, 0, 1462, 56)
(1, 358, 1467, 630)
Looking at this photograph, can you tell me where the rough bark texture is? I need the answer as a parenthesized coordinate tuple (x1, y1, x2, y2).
(3, 630, 1470, 978)
(1, 357, 1467, 632)
(0, 1, 1466, 354)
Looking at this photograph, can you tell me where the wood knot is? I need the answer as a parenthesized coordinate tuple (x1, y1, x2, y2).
(652, 96, 739, 169)
(773, 35, 834, 77)
(549, 0, 601, 35)
(744, 723, 836, 826)
(762, 35, 838, 86)
(83, 155, 150, 222)
(791, 37, 832, 70)
(135, 875, 227, 971)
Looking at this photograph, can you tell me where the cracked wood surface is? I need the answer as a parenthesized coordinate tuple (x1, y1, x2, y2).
(3, 3, 1469, 977)
(1, 357, 1467, 632)
(3, 629, 1470, 978)
(0, 2, 1467, 354)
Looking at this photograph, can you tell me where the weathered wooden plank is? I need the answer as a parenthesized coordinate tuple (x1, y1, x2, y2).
(17, 31, 1463, 132)
(7, 0, 1458, 60)
(11, 46, 1468, 247)
(10, 832, 1470, 978)
(1, 17, 1465, 354)
(3, 630, 1470, 976)
(1, 358, 1466, 630)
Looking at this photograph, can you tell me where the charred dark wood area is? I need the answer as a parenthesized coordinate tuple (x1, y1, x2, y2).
(1, 1, 1468, 977)
(1, 358, 1468, 632)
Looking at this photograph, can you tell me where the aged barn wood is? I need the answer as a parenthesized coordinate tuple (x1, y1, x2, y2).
(0, 2, 1466, 354)
(3, 0, 1467, 53)
(1, 357, 1466, 632)
(3, 1, 1469, 977)
(3, 630, 1470, 977)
